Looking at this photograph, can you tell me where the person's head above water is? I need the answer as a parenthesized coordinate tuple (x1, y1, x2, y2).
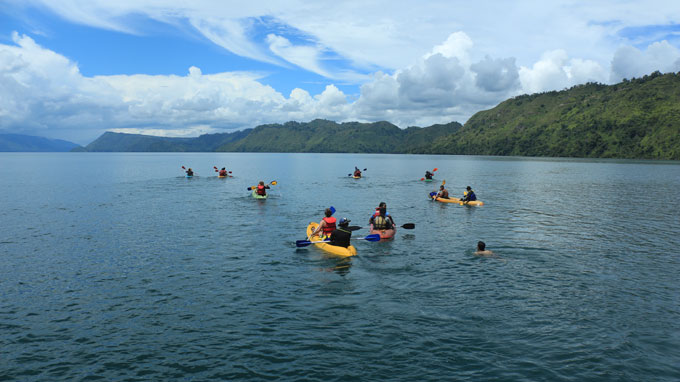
(339, 217, 350, 226)
(325, 208, 333, 217)
(467, 186, 472, 191)
(259, 181, 264, 185)
(379, 202, 386, 208)
(440, 185, 445, 190)
(477, 241, 486, 251)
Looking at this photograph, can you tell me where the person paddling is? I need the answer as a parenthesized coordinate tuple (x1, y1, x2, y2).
(218, 167, 228, 177)
(311, 208, 337, 238)
(330, 218, 352, 248)
(435, 185, 449, 199)
(460, 186, 477, 203)
(370, 206, 394, 230)
(186, 168, 194, 177)
(256, 181, 270, 197)
(353, 167, 362, 177)
(424, 170, 434, 180)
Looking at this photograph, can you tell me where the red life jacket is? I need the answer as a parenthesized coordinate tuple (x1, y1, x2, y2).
(256, 185, 266, 195)
(322, 217, 337, 235)
(219, 170, 227, 176)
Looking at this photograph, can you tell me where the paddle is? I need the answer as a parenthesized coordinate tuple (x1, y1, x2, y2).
(351, 223, 415, 230)
(247, 181, 277, 190)
(420, 167, 438, 181)
(348, 168, 367, 176)
(295, 234, 381, 247)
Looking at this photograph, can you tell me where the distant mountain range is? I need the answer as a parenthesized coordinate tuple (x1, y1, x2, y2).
(0, 134, 81, 152)
(5, 71, 680, 159)
(81, 120, 462, 154)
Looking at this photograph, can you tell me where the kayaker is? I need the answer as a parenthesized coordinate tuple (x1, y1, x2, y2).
(353, 167, 362, 177)
(474, 241, 494, 256)
(435, 185, 449, 199)
(256, 181, 270, 196)
(460, 186, 477, 203)
(370, 206, 394, 230)
(311, 208, 337, 238)
(218, 167, 228, 177)
(329, 218, 352, 248)
(424, 170, 434, 180)
(186, 168, 194, 176)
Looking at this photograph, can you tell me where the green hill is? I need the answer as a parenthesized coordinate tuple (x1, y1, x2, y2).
(80, 120, 461, 153)
(218, 120, 461, 153)
(424, 71, 680, 159)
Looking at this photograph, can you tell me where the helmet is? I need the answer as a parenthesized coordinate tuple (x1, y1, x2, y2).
(339, 217, 351, 226)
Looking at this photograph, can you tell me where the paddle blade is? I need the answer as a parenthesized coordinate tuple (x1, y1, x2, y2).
(429, 192, 437, 197)
(247, 186, 254, 190)
(420, 178, 424, 181)
(442, 179, 446, 186)
(347, 225, 362, 231)
(295, 240, 313, 247)
(213, 166, 217, 169)
(401, 223, 415, 229)
(329, 206, 336, 215)
(181, 166, 186, 169)
(363, 234, 381, 242)
(363, 168, 367, 171)
(270, 181, 277, 186)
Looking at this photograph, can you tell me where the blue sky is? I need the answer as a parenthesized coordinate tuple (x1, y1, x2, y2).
(1, 1, 680, 144)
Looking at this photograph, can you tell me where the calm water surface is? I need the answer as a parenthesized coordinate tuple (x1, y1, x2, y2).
(1, 152, 679, 381)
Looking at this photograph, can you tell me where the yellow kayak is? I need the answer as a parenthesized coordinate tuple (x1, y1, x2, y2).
(431, 195, 484, 206)
(306, 222, 357, 257)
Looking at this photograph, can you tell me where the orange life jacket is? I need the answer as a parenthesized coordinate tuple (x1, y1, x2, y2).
(322, 217, 337, 235)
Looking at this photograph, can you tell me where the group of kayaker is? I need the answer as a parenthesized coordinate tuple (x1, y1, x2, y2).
(183, 165, 231, 177)
(310, 202, 397, 248)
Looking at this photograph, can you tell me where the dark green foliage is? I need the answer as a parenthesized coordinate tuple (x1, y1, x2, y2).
(424, 71, 680, 159)
(81, 120, 460, 153)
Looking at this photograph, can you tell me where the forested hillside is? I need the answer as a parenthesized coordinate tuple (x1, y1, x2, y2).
(422, 71, 680, 159)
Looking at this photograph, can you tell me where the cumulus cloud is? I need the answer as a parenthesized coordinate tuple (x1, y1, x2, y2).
(519, 50, 608, 93)
(610, 40, 680, 82)
(2, 27, 680, 144)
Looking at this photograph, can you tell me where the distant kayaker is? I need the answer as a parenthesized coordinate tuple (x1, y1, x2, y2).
(474, 241, 494, 256)
(256, 181, 270, 196)
(353, 167, 362, 177)
(435, 185, 449, 199)
(311, 208, 337, 238)
(218, 167, 228, 177)
(460, 186, 477, 203)
(424, 170, 434, 180)
(330, 218, 352, 248)
(370, 206, 394, 230)
(186, 168, 194, 176)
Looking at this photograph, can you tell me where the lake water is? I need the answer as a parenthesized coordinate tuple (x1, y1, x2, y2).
(1, 152, 679, 381)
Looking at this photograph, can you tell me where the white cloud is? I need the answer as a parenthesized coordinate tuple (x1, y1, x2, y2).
(610, 40, 680, 82)
(2, 23, 680, 144)
(265, 34, 330, 77)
